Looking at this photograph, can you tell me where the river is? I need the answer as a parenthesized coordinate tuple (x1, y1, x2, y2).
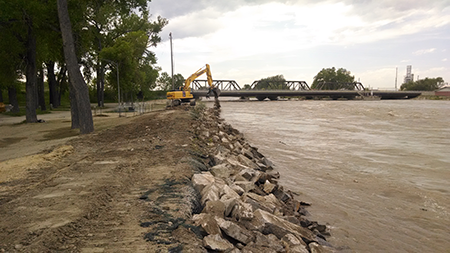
(219, 99, 450, 252)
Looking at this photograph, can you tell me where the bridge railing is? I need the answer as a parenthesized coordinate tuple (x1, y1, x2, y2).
(191, 80, 241, 91)
(250, 80, 310, 90)
(191, 80, 367, 91)
(314, 82, 365, 91)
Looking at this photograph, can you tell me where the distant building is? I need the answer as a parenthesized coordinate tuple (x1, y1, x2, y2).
(403, 65, 414, 83)
(435, 86, 450, 96)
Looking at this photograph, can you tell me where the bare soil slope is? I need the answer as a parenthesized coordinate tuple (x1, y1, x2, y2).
(0, 108, 205, 252)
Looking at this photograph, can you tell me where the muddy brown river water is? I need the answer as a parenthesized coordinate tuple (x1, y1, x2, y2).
(220, 99, 450, 252)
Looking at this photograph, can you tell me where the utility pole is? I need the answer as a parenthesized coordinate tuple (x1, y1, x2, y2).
(170, 32, 174, 90)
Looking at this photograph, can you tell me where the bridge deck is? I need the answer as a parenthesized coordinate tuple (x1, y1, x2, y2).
(192, 90, 422, 99)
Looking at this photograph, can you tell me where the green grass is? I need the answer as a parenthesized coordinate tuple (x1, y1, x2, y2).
(1, 83, 170, 117)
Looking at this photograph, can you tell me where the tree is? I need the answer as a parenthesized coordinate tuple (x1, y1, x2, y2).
(254, 75, 287, 90)
(82, 1, 167, 107)
(57, 0, 94, 134)
(400, 77, 445, 91)
(311, 67, 355, 90)
(156, 72, 184, 91)
(1, 0, 64, 118)
(46, 61, 65, 108)
(0, 0, 45, 122)
(100, 31, 159, 102)
(0, 12, 22, 112)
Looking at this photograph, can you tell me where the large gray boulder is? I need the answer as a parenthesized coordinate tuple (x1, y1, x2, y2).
(231, 201, 254, 220)
(282, 233, 307, 247)
(309, 242, 334, 253)
(201, 182, 222, 205)
(238, 168, 261, 183)
(192, 172, 215, 193)
(216, 217, 255, 245)
(203, 234, 235, 251)
(221, 184, 241, 200)
(202, 200, 226, 217)
(192, 213, 221, 235)
(238, 154, 258, 169)
(253, 231, 285, 252)
(221, 197, 239, 217)
(263, 180, 277, 194)
(250, 209, 316, 242)
(234, 181, 255, 193)
(243, 193, 283, 214)
(210, 163, 232, 179)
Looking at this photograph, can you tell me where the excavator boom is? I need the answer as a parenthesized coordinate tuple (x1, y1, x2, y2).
(183, 64, 213, 91)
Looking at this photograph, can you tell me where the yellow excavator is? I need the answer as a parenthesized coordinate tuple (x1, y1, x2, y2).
(166, 64, 219, 106)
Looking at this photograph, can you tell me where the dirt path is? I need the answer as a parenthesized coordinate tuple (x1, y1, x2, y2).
(0, 108, 205, 252)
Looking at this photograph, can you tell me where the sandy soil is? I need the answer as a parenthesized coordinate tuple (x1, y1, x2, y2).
(0, 106, 205, 252)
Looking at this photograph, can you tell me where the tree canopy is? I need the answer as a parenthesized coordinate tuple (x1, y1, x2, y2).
(253, 75, 287, 90)
(400, 77, 445, 91)
(156, 72, 184, 91)
(81, 1, 167, 106)
(311, 67, 355, 90)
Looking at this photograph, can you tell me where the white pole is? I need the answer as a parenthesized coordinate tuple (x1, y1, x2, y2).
(395, 67, 398, 91)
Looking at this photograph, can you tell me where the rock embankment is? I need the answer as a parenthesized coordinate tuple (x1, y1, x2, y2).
(188, 105, 333, 253)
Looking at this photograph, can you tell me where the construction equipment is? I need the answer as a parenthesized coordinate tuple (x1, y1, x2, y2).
(167, 64, 219, 106)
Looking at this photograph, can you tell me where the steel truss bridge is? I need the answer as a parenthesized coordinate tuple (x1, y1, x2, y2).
(192, 80, 241, 91)
(190, 80, 421, 100)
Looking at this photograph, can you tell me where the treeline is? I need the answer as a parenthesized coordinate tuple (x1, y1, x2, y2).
(246, 67, 445, 91)
(400, 77, 445, 91)
(242, 68, 356, 90)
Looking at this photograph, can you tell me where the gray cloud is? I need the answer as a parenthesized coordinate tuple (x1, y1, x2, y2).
(150, 0, 450, 22)
(150, 0, 299, 19)
(341, 0, 450, 22)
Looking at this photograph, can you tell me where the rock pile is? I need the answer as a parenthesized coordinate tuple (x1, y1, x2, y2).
(189, 106, 333, 253)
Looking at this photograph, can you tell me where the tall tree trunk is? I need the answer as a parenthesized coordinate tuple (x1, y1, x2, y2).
(37, 65, 46, 111)
(56, 64, 67, 107)
(0, 88, 3, 103)
(68, 79, 79, 129)
(46, 61, 59, 108)
(8, 87, 20, 113)
(25, 17, 38, 123)
(57, 0, 94, 134)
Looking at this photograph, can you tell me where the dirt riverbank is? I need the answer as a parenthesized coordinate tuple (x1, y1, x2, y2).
(0, 107, 206, 252)
(0, 104, 331, 252)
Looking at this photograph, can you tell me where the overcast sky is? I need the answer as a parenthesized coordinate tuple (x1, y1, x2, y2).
(149, 0, 450, 89)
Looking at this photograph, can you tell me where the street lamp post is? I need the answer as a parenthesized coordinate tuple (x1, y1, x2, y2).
(117, 63, 120, 116)
(170, 32, 174, 90)
(101, 58, 121, 117)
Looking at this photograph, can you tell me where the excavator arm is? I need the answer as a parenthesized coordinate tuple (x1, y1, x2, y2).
(183, 64, 214, 91)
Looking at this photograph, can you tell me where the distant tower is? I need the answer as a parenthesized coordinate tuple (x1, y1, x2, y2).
(404, 65, 414, 83)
